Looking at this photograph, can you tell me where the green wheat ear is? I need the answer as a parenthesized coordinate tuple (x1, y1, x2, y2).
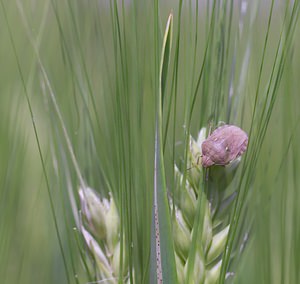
(79, 187, 131, 283)
(172, 126, 244, 283)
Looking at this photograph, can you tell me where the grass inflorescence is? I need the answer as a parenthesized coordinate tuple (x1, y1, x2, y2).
(0, 0, 299, 283)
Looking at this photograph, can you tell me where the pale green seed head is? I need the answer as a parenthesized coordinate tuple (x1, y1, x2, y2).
(187, 127, 207, 185)
(111, 241, 128, 278)
(79, 187, 108, 240)
(174, 166, 197, 227)
(205, 260, 222, 284)
(175, 253, 185, 284)
(173, 207, 191, 261)
(184, 252, 206, 284)
(202, 201, 213, 252)
(105, 195, 120, 254)
(81, 225, 113, 277)
(206, 225, 230, 264)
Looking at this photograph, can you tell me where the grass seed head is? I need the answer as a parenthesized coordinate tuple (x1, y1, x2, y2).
(79, 187, 108, 240)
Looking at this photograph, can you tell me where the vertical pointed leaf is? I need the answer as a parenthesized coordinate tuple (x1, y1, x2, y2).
(150, 13, 177, 284)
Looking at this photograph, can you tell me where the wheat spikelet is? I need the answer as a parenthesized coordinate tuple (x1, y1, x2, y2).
(172, 125, 247, 283)
(79, 187, 130, 283)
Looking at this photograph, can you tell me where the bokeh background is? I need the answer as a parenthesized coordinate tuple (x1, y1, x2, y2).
(0, 0, 300, 283)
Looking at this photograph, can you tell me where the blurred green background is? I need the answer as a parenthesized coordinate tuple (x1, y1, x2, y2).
(0, 0, 300, 283)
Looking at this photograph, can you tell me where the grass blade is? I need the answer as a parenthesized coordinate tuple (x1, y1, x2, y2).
(150, 13, 177, 284)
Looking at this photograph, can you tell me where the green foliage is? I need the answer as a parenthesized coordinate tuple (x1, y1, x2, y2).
(150, 13, 178, 284)
(0, 0, 300, 283)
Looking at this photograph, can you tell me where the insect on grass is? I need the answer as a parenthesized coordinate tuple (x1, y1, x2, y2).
(201, 125, 248, 168)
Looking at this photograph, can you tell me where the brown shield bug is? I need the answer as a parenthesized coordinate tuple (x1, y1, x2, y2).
(201, 124, 248, 168)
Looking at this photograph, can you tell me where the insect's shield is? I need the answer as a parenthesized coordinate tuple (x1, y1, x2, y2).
(187, 124, 246, 198)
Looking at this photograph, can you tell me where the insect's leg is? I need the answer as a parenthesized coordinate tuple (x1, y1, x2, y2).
(196, 155, 200, 165)
(188, 153, 202, 170)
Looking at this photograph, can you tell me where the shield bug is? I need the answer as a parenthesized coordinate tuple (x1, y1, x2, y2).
(201, 124, 248, 168)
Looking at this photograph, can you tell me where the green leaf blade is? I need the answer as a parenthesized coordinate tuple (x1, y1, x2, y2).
(150, 13, 178, 284)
